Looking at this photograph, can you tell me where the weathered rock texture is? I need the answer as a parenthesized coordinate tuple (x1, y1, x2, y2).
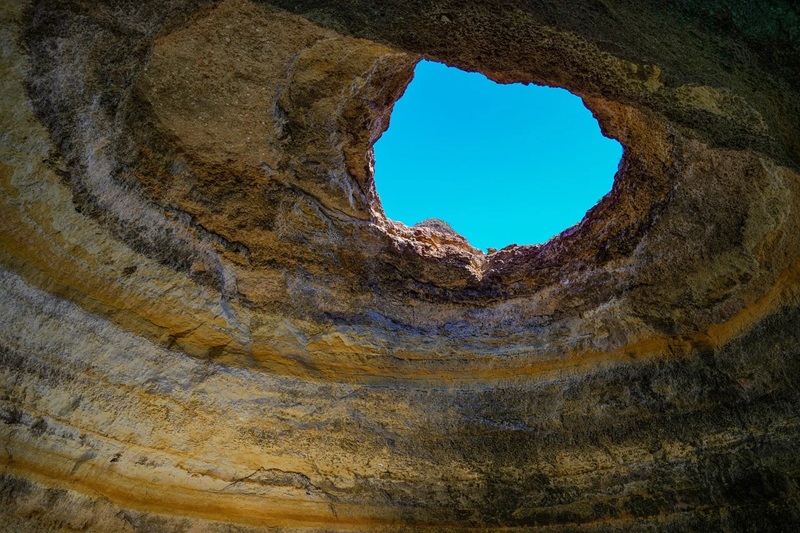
(2, 0, 800, 530)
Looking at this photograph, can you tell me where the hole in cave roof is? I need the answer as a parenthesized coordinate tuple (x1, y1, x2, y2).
(373, 60, 623, 252)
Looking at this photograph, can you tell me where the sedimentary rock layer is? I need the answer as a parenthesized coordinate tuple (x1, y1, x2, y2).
(2, 0, 800, 530)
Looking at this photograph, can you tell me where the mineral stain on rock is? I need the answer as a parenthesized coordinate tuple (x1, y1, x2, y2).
(2, 0, 800, 531)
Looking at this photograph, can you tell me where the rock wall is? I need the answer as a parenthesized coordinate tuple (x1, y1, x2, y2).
(2, 0, 800, 530)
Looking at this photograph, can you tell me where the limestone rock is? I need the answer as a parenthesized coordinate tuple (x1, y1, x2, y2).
(2, 0, 800, 530)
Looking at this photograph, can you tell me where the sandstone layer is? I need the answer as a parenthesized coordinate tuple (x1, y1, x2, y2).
(2, 0, 800, 531)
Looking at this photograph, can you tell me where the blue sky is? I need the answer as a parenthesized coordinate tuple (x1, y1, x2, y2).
(373, 60, 623, 252)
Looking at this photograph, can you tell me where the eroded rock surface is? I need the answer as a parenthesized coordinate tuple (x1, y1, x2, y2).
(2, 0, 800, 530)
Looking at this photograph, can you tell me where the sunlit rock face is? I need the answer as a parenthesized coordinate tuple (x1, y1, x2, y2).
(2, 0, 800, 530)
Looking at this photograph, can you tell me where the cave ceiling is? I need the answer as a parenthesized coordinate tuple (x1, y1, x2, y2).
(2, 0, 800, 530)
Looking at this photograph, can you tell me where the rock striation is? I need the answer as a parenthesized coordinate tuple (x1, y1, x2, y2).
(2, 0, 800, 530)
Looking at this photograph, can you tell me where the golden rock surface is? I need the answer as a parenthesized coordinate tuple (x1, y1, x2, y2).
(2, 0, 800, 530)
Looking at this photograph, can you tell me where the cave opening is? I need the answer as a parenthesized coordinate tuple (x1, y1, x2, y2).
(373, 60, 624, 252)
